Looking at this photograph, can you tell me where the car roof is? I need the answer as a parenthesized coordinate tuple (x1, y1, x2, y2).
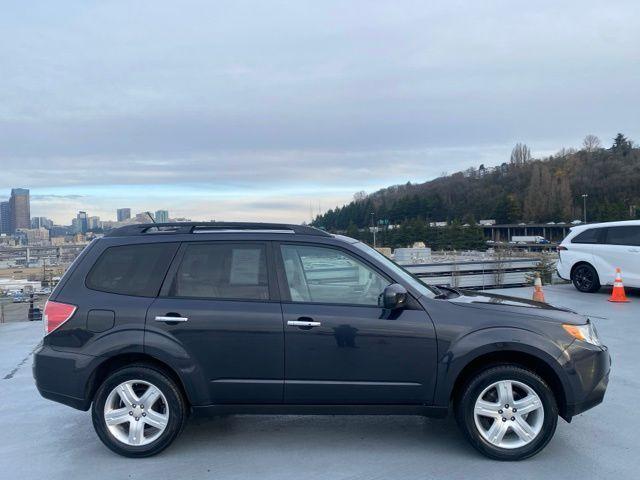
(106, 222, 332, 238)
(569, 219, 640, 232)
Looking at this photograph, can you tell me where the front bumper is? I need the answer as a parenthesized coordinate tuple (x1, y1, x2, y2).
(562, 341, 611, 420)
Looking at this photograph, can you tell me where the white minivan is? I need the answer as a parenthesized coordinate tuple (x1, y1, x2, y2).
(556, 220, 640, 292)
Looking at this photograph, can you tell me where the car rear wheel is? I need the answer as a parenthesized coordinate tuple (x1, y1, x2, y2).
(455, 365, 558, 461)
(92, 365, 187, 457)
(572, 263, 600, 292)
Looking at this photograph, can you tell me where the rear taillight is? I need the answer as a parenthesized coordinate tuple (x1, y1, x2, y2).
(44, 300, 77, 335)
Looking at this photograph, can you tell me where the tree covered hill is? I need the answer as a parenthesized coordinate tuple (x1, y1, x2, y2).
(313, 134, 639, 233)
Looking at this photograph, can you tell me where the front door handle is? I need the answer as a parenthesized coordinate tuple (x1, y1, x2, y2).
(155, 315, 189, 322)
(287, 320, 322, 328)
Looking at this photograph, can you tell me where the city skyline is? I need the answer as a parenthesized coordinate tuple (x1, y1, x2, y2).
(0, 187, 174, 230)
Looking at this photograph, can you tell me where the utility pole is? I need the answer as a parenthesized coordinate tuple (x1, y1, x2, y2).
(582, 194, 588, 223)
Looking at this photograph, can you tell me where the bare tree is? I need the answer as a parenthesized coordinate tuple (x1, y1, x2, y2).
(510, 143, 531, 165)
(555, 147, 577, 157)
(582, 134, 601, 152)
(353, 191, 367, 202)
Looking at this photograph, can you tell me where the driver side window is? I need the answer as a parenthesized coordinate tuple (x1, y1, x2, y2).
(280, 244, 389, 306)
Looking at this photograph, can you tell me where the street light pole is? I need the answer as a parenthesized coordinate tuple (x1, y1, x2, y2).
(370, 212, 376, 248)
(582, 194, 588, 223)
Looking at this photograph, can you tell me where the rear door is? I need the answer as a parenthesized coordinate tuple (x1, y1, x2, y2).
(145, 241, 284, 404)
(276, 242, 438, 405)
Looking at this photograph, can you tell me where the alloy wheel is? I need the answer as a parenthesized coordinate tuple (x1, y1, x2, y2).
(473, 380, 544, 449)
(574, 266, 594, 291)
(103, 380, 169, 446)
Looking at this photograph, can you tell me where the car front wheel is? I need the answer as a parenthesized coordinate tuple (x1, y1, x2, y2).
(455, 365, 558, 461)
(92, 365, 187, 457)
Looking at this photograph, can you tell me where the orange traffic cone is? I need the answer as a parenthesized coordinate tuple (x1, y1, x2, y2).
(532, 272, 545, 302)
(608, 268, 630, 303)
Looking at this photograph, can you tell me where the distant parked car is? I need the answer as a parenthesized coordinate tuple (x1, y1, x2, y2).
(29, 307, 43, 321)
(557, 220, 640, 292)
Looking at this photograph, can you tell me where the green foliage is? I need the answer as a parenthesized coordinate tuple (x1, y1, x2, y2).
(525, 254, 557, 284)
(343, 220, 487, 251)
(313, 139, 640, 246)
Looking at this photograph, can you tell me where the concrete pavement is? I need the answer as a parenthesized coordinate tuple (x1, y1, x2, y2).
(0, 284, 637, 479)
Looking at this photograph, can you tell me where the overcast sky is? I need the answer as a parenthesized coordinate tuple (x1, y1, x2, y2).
(1, 0, 638, 224)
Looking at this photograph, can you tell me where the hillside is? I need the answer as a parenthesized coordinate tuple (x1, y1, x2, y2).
(313, 134, 640, 233)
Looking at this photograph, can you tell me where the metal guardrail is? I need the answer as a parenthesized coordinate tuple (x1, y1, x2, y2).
(403, 258, 542, 289)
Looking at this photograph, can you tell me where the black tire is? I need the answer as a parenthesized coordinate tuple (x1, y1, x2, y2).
(571, 263, 600, 293)
(92, 364, 188, 458)
(455, 365, 558, 461)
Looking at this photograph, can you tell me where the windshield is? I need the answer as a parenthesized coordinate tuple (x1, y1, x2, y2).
(352, 241, 439, 298)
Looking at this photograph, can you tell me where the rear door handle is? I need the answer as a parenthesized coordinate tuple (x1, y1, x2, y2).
(287, 320, 321, 327)
(155, 315, 189, 322)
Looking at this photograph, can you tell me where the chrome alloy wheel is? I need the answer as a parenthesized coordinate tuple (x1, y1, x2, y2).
(473, 380, 544, 449)
(104, 380, 169, 446)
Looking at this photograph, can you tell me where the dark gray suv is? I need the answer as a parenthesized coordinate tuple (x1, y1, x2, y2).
(33, 222, 610, 460)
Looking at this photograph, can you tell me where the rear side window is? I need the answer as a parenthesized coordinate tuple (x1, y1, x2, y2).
(86, 243, 178, 297)
(605, 226, 640, 246)
(167, 243, 269, 300)
(571, 228, 603, 244)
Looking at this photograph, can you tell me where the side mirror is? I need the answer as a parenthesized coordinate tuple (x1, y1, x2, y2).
(380, 283, 408, 310)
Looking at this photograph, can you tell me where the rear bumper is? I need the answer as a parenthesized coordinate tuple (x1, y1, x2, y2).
(562, 342, 610, 420)
(556, 264, 570, 281)
(32, 344, 94, 411)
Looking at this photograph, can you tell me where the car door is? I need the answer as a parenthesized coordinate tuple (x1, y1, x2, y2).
(146, 241, 284, 404)
(276, 242, 438, 405)
(599, 226, 640, 286)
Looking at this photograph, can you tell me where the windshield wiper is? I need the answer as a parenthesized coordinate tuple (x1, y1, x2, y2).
(433, 285, 462, 299)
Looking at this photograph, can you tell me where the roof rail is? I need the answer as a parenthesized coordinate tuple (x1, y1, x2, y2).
(105, 222, 331, 238)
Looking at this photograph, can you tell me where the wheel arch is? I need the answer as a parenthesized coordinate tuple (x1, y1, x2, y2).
(87, 353, 192, 408)
(449, 349, 569, 421)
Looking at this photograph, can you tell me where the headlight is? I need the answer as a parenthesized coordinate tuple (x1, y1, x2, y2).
(562, 321, 602, 346)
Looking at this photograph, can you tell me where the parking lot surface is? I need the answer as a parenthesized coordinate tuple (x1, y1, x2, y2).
(0, 284, 637, 479)
(0, 297, 46, 323)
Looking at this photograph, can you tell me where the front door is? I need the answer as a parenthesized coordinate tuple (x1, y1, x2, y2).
(277, 243, 437, 405)
(146, 241, 284, 404)
(597, 226, 640, 286)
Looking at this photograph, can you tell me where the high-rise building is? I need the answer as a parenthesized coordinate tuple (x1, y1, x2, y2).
(31, 216, 53, 229)
(76, 211, 88, 233)
(155, 210, 169, 223)
(0, 201, 10, 234)
(9, 188, 30, 233)
(88, 216, 102, 230)
(117, 208, 131, 222)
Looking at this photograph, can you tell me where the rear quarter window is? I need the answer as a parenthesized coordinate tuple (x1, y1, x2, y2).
(86, 243, 179, 297)
(571, 228, 603, 244)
